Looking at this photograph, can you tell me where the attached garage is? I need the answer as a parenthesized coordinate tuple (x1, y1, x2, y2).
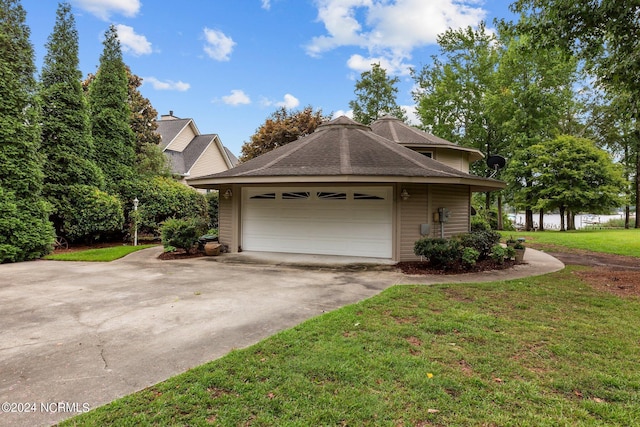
(188, 116, 505, 262)
(242, 186, 392, 258)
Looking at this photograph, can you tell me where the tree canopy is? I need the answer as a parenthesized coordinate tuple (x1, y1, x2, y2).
(240, 106, 329, 162)
(350, 63, 406, 125)
(521, 135, 625, 230)
(512, 0, 640, 226)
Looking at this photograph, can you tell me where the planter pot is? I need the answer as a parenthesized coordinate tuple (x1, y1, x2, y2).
(204, 242, 222, 256)
(514, 248, 525, 263)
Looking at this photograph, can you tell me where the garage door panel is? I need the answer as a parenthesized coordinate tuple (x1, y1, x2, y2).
(242, 187, 392, 258)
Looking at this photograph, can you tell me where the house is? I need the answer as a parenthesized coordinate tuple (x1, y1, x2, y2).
(187, 116, 504, 261)
(155, 112, 237, 190)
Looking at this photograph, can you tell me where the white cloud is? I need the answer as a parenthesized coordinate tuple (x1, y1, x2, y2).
(261, 0, 271, 10)
(222, 90, 251, 106)
(72, 0, 140, 20)
(346, 54, 411, 76)
(276, 93, 300, 109)
(260, 93, 300, 109)
(143, 77, 190, 92)
(306, 0, 486, 74)
(332, 109, 354, 119)
(115, 24, 152, 56)
(203, 28, 236, 61)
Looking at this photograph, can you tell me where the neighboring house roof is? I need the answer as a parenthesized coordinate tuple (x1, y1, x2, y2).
(155, 114, 237, 178)
(370, 115, 484, 163)
(188, 116, 503, 191)
(156, 118, 194, 150)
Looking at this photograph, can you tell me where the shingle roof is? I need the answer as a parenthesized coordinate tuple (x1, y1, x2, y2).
(190, 116, 502, 191)
(156, 118, 191, 150)
(370, 115, 484, 162)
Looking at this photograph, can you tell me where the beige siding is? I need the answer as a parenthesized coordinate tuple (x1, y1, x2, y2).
(430, 185, 470, 238)
(189, 140, 230, 178)
(398, 184, 429, 261)
(434, 149, 468, 172)
(165, 122, 196, 152)
(218, 186, 233, 251)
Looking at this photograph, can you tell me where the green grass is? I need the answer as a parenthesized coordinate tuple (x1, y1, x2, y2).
(62, 267, 640, 426)
(44, 244, 157, 262)
(502, 228, 640, 257)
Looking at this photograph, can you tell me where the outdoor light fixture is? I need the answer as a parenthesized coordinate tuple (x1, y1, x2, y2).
(223, 189, 233, 199)
(133, 197, 139, 246)
(400, 189, 410, 201)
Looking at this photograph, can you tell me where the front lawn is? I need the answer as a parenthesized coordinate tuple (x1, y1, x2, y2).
(44, 244, 157, 262)
(62, 268, 640, 426)
(502, 228, 640, 257)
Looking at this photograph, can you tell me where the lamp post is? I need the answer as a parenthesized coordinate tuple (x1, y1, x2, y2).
(133, 197, 139, 246)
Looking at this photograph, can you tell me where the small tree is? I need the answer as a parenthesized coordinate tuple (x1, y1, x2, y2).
(528, 135, 626, 230)
(350, 63, 406, 125)
(240, 106, 328, 162)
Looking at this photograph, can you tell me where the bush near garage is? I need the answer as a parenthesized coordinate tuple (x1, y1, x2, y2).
(413, 227, 509, 270)
(161, 217, 208, 254)
(119, 177, 208, 237)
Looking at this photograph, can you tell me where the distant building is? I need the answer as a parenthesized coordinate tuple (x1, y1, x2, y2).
(155, 111, 237, 191)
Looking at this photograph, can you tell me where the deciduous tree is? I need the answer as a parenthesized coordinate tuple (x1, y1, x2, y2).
(512, 0, 640, 226)
(526, 135, 625, 231)
(350, 63, 406, 125)
(240, 106, 328, 162)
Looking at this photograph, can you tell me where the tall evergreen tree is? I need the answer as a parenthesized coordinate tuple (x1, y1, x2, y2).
(41, 2, 102, 188)
(0, 0, 54, 262)
(88, 25, 135, 190)
(349, 63, 406, 125)
(40, 2, 125, 242)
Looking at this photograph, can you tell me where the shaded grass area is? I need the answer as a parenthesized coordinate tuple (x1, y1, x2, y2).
(44, 244, 157, 262)
(63, 268, 640, 426)
(503, 228, 640, 257)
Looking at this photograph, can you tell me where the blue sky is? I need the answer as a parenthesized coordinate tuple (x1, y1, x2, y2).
(23, 0, 515, 156)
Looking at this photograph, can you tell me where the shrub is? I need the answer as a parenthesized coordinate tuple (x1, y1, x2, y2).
(491, 244, 515, 264)
(63, 185, 124, 242)
(161, 218, 207, 254)
(462, 247, 480, 267)
(414, 237, 463, 269)
(456, 229, 501, 260)
(0, 187, 55, 263)
(119, 177, 208, 236)
(205, 191, 219, 229)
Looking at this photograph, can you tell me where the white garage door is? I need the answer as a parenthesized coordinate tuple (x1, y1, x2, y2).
(242, 186, 393, 258)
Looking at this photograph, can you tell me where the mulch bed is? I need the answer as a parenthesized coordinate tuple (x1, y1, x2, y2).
(157, 248, 207, 260)
(396, 258, 516, 275)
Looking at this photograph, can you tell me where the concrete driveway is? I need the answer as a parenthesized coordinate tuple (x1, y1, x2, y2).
(0, 248, 406, 427)
(0, 247, 563, 427)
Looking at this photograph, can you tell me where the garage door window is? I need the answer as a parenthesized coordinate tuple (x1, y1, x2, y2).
(317, 192, 347, 200)
(250, 193, 276, 199)
(354, 193, 384, 200)
(282, 191, 310, 200)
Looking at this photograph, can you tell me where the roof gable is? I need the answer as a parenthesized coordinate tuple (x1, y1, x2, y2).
(370, 115, 484, 162)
